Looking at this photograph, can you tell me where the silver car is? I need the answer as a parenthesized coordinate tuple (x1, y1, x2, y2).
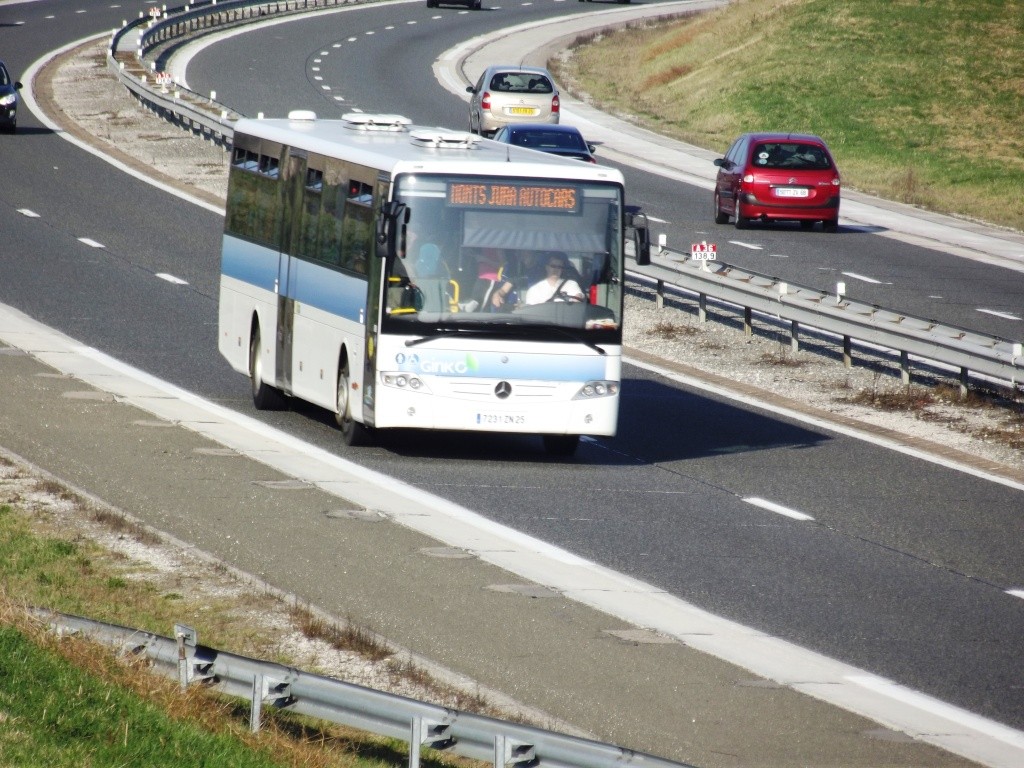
(467, 66, 560, 137)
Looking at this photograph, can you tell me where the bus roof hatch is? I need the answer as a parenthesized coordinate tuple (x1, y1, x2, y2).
(342, 113, 412, 131)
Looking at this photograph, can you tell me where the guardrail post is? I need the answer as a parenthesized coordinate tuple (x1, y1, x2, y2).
(743, 306, 753, 336)
(959, 367, 969, 399)
(174, 623, 197, 691)
(251, 673, 264, 732)
(790, 319, 799, 353)
(900, 351, 911, 384)
(843, 336, 853, 368)
(656, 279, 665, 310)
(409, 717, 423, 768)
(698, 293, 706, 323)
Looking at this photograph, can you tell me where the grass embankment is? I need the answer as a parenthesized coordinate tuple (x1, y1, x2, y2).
(0, 469, 475, 768)
(554, 0, 1024, 231)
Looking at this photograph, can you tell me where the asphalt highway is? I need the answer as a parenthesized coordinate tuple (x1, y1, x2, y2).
(1, 1, 1023, 766)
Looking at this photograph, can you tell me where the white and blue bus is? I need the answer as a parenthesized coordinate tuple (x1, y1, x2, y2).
(218, 112, 627, 455)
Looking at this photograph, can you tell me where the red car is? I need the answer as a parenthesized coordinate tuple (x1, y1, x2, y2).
(713, 132, 840, 232)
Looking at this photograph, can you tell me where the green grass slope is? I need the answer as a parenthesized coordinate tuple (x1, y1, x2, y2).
(555, 0, 1024, 230)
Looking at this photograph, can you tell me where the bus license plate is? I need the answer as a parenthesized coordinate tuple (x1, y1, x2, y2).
(476, 412, 526, 427)
(774, 187, 809, 198)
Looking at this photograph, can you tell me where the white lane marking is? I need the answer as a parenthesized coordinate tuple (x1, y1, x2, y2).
(841, 271, 885, 284)
(1006, 589, 1024, 600)
(156, 273, 188, 285)
(78, 238, 105, 249)
(978, 309, 1022, 321)
(18, 209, 40, 218)
(729, 241, 763, 250)
(847, 675, 1024, 751)
(744, 497, 815, 521)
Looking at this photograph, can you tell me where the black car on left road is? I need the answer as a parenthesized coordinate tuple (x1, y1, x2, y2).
(0, 60, 23, 133)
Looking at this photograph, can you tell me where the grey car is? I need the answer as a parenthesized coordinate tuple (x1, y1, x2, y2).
(426, 0, 481, 8)
(467, 66, 559, 137)
(0, 60, 23, 133)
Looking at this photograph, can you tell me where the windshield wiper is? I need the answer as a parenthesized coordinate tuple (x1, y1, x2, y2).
(404, 327, 493, 347)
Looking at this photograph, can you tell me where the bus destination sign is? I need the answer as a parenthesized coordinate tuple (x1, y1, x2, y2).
(447, 182, 579, 213)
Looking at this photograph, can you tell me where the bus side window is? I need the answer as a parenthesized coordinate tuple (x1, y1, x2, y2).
(297, 167, 324, 261)
(318, 161, 348, 268)
(341, 180, 374, 273)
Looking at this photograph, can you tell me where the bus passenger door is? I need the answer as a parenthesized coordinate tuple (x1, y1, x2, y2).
(275, 150, 307, 393)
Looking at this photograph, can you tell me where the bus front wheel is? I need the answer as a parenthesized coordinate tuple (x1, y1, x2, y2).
(543, 434, 579, 456)
(336, 361, 371, 446)
(249, 328, 286, 410)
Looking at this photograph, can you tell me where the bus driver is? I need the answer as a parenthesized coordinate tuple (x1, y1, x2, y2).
(524, 252, 584, 304)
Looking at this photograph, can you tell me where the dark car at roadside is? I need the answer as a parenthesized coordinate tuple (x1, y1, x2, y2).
(713, 132, 840, 232)
(492, 124, 597, 163)
(0, 60, 23, 133)
(426, 0, 481, 8)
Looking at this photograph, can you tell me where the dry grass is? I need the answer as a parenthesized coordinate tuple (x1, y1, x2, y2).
(650, 319, 700, 340)
(837, 374, 1024, 450)
(289, 602, 392, 662)
(757, 340, 807, 368)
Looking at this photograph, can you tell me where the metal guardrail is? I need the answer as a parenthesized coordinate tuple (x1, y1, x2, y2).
(633, 248, 1024, 391)
(39, 609, 696, 768)
(106, 0, 361, 144)
(103, 0, 1024, 393)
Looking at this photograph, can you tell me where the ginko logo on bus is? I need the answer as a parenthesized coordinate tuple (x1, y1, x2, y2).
(395, 352, 481, 375)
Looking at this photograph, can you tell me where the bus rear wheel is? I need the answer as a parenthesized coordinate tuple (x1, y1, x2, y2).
(249, 328, 286, 410)
(336, 361, 370, 446)
(543, 434, 579, 456)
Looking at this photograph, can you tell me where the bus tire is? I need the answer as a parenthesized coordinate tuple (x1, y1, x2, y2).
(542, 434, 579, 456)
(336, 359, 371, 446)
(250, 327, 286, 410)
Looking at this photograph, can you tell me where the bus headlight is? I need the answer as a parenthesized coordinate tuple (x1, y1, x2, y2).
(381, 372, 429, 392)
(573, 380, 619, 400)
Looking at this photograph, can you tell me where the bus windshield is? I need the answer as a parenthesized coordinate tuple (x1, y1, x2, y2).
(383, 174, 623, 334)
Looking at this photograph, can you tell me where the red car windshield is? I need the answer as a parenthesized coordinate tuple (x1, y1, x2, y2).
(752, 143, 832, 171)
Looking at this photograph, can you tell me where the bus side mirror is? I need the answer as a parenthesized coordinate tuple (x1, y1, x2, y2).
(626, 210, 650, 266)
(375, 201, 408, 259)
